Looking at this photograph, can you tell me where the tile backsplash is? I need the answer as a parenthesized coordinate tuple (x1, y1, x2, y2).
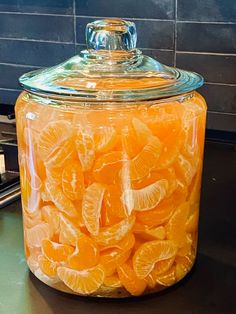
(0, 0, 235, 132)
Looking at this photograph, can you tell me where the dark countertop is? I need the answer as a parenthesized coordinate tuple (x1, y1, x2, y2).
(0, 141, 236, 314)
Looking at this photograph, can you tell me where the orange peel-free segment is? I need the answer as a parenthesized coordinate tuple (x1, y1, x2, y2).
(100, 248, 132, 276)
(94, 215, 135, 246)
(26, 223, 50, 248)
(41, 205, 60, 236)
(94, 126, 117, 153)
(103, 274, 121, 288)
(166, 202, 190, 248)
(62, 162, 84, 201)
(82, 183, 105, 236)
(59, 213, 82, 246)
(136, 197, 175, 227)
(45, 181, 78, 218)
(156, 266, 176, 286)
(68, 235, 100, 271)
(122, 179, 168, 213)
(130, 136, 162, 181)
(133, 240, 177, 279)
(93, 151, 127, 184)
(174, 154, 198, 186)
(37, 120, 72, 161)
(57, 265, 105, 295)
(117, 262, 147, 296)
(132, 118, 152, 146)
(38, 255, 58, 278)
(75, 128, 95, 171)
(42, 239, 74, 262)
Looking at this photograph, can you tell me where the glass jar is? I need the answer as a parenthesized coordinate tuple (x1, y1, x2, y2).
(15, 19, 207, 297)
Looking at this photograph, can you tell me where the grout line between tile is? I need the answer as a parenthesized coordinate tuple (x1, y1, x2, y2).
(177, 20, 236, 25)
(73, 0, 77, 54)
(174, 0, 178, 66)
(205, 82, 236, 87)
(0, 37, 74, 44)
(207, 111, 236, 116)
(0, 87, 22, 92)
(75, 15, 175, 22)
(0, 62, 41, 69)
(176, 51, 236, 57)
(0, 11, 73, 17)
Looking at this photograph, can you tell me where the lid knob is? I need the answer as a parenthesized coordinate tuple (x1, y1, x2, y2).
(85, 19, 137, 51)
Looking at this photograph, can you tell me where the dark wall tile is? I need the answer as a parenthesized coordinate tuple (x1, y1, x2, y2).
(178, 0, 236, 22)
(0, 39, 75, 67)
(0, 64, 39, 90)
(76, 17, 174, 49)
(177, 23, 236, 53)
(207, 111, 236, 132)
(76, 0, 175, 19)
(0, 0, 73, 15)
(0, 13, 74, 42)
(176, 53, 236, 84)
(141, 49, 174, 66)
(0, 88, 21, 105)
(199, 84, 236, 113)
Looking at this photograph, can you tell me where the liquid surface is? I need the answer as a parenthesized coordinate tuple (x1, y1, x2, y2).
(15, 91, 206, 297)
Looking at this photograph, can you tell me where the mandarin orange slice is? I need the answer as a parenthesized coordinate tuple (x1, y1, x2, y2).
(175, 253, 195, 281)
(38, 255, 58, 278)
(133, 240, 177, 279)
(46, 139, 75, 168)
(45, 181, 78, 217)
(62, 162, 84, 201)
(26, 223, 50, 248)
(82, 182, 105, 236)
(134, 223, 166, 241)
(41, 205, 60, 236)
(75, 128, 95, 171)
(94, 126, 117, 153)
(186, 211, 199, 233)
(101, 233, 135, 252)
(103, 274, 121, 288)
(132, 117, 152, 146)
(57, 265, 105, 295)
(99, 248, 131, 276)
(174, 154, 198, 186)
(117, 262, 147, 296)
(122, 179, 168, 213)
(93, 151, 127, 184)
(42, 239, 74, 262)
(121, 125, 142, 158)
(37, 120, 72, 163)
(94, 215, 135, 246)
(46, 166, 62, 184)
(23, 210, 42, 229)
(166, 202, 190, 248)
(68, 234, 100, 271)
(136, 197, 175, 227)
(130, 136, 162, 181)
(156, 266, 176, 286)
(59, 213, 82, 247)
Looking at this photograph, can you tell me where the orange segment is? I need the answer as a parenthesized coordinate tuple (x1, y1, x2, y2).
(45, 181, 78, 218)
(136, 197, 175, 227)
(46, 166, 62, 185)
(94, 126, 117, 153)
(59, 213, 82, 247)
(132, 117, 152, 146)
(99, 248, 131, 276)
(26, 223, 50, 248)
(42, 239, 74, 262)
(45, 139, 75, 168)
(62, 162, 84, 201)
(103, 274, 121, 288)
(134, 223, 166, 241)
(186, 210, 199, 233)
(41, 205, 60, 236)
(174, 154, 198, 186)
(82, 183, 105, 236)
(75, 128, 95, 171)
(166, 202, 190, 248)
(121, 125, 142, 158)
(38, 255, 58, 278)
(101, 233, 135, 251)
(68, 235, 100, 271)
(37, 120, 73, 165)
(175, 253, 195, 281)
(130, 136, 162, 181)
(94, 215, 135, 246)
(117, 262, 147, 296)
(57, 265, 105, 295)
(93, 151, 127, 184)
(133, 240, 177, 279)
(156, 266, 176, 286)
(122, 179, 168, 213)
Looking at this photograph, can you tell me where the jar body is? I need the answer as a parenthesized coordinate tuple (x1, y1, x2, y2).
(15, 91, 206, 297)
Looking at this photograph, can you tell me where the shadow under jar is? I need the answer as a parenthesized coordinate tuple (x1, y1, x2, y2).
(15, 18, 207, 298)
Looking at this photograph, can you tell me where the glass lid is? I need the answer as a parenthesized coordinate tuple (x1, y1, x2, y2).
(19, 18, 204, 101)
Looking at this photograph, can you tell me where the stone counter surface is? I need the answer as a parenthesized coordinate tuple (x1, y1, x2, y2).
(0, 141, 236, 314)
